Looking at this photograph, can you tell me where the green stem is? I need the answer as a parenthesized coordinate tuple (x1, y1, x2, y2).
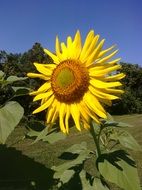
(90, 121, 101, 157)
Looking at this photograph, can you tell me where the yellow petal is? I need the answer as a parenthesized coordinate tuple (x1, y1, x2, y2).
(105, 73, 125, 81)
(80, 101, 100, 124)
(67, 36, 73, 48)
(33, 95, 54, 114)
(96, 50, 118, 64)
(65, 105, 70, 134)
(27, 73, 49, 80)
(85, 39, 105, 67)
(55, 36, 61, 55)
(61, 42, 67, 52)
(33, 63, 53, 76)
(99, 98, 112, 106)
(94, 58, 121, 67)
(55, 36, 65, 61)
(60, 42, 68, 59)
(34, 62, 56, 69)
(89, 64, 122, 77)
(70, 30, 82, 59)
(89, 85, 119, 100)
(44, 48, 60, 64)
(80, 30, 95, 59)
(70, 104, 81, 131)
(80, 35, 99, 62)
(30, 82, 51, 95)
(46, 101, 56, 123)
(103, 88, 124, 94)
(98, 45, 116, 58)
(82, 118, 90, 130)
(90, 78, 122, 88)
(78, 103, 89, 123)
(108, 58, 121, 65)
(83, 92, 107, 118)
(51, 99, 60, 123)
(33, 90, 53, 101)
(59, 103, 66, 133)
(73, 30, 82, 48)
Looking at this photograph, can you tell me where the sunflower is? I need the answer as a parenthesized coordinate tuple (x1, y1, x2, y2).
(27, 30, 125, 133)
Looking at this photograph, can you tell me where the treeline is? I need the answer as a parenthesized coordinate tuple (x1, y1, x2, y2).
(0, 43, 142, 115)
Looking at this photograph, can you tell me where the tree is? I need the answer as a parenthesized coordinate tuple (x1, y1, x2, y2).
(109, 62, 142, 114)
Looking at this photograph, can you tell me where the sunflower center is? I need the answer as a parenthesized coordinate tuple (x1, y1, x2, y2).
(51, 59, 89, 103)
(56, 68, 75, 88)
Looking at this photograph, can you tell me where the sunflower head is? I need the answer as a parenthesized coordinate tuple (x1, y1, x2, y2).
(51, 59, 89, 103)
(27, 30, 125, 133)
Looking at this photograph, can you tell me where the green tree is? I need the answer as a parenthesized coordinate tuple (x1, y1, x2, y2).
(110, 62, 142, 114)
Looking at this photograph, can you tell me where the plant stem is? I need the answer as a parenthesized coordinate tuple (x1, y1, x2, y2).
(90, 121, 101, 157)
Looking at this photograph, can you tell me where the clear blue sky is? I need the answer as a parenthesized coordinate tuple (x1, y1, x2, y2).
(0, 0, 142, 65)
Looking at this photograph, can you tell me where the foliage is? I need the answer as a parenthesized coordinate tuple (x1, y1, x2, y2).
(0, 70, 27, 144)
(0, 44, 142, 189)
(0, 44, 53, 118)
(109, 62, 142, 114)
(25, 114, 141, 190)
(0, 101, 24, 144)
(1, 46, 142, 115)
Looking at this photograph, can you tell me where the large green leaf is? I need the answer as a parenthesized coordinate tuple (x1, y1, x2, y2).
(66, 142, 87, 154)
(59, 169, 75, 184)
(52, 142, 90, 179)
(0, 101, 24, 144)
(27, 124, 66, 144)
(79, 170, 94, 190)
(110, 130, 141, 151)
(97, 150, 141, 190)
(93, 178, 110, 190)
(43, 131, 66, 143)
(79, 171, 110, 190)
(118, 131, 142, 151)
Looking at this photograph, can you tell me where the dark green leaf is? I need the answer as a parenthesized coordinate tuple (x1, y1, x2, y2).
(12, 87, 30, 95)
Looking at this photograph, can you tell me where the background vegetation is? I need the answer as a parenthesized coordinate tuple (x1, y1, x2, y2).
(0, 44, 142, 190)
(1, 43, 142, 116)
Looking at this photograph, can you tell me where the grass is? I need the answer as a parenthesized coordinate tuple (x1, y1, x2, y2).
(1, 114, 142, 190)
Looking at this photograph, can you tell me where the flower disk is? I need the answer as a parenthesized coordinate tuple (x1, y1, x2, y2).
(51, 59, 89, 103)
(27, 30, 125, 133)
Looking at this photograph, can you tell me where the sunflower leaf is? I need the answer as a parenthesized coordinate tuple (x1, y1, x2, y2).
(97, 150, 141, 190)
(52, 142, 90, 180)
(43, 131, 66, 143)
(79, 170, 94, 189)
(0, 101, 24, 144)
(110, 130, 142, 151)
(93, 178, 110, 190)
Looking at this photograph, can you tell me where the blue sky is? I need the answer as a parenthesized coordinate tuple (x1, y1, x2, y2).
(0, 0, 142, 65)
